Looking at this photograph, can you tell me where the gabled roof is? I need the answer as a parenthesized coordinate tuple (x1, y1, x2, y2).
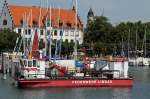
(8, 5, 83, 30)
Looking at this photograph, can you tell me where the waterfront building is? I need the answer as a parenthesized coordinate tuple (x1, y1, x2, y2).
(0, 1, 84, 44)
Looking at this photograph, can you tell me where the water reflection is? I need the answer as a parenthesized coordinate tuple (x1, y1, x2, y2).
(112, 88, 131, 99)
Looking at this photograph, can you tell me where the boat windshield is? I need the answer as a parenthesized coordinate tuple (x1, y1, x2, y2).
(28, 60, 32, 67)
(24, 60, 27, 67)
(33, 60, 37, 67)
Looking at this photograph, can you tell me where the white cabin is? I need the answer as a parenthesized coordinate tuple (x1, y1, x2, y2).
(109, 58, 128, 78)
(20, 59, 46, 79)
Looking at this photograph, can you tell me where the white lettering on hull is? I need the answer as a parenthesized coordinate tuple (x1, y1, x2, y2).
(72, 80, 112, 84)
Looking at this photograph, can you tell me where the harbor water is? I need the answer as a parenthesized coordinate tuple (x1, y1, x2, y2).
(0, 67, 150, 99)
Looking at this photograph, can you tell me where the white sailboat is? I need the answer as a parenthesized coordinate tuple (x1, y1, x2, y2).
(129, 26, 149, 67)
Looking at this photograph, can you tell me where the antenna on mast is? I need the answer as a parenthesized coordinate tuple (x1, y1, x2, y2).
(101, 8, 104, 16)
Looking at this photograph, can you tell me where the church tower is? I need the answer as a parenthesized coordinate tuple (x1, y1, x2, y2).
(87, 8, 94, 24)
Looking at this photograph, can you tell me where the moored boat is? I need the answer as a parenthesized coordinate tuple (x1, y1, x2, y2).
(17, 78, 133, 88)
(15, 57, 133, 88)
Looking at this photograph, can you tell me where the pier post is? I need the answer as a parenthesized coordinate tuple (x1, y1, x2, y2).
(2, 53, 8, 80)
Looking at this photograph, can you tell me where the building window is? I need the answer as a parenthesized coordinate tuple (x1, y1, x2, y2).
(3, 20, 7, 25)
(70, 31, 74, 36)
(65, 31, 68, 36)
(54, 30, 57, 36)
(66, 22, 71, 28)
(51, 31, 53, 36)
(65, 39, 68, 42)
(47, 30, 50, 35)
(25, 29, 27, 35)
(28, 29, 31, 35)
(53, 39, 56, 43)
(71, 39, 74, 42)
(18, 28, 22, 33)
(60, 30, 63, 36)
(40, 38, 44, 42)
(76, 31, 79, 36)
(40, 29, 43, 35)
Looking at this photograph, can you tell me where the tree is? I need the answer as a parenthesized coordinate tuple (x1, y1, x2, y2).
(0, 29, 18, 52)
(84, 16, 114, 56)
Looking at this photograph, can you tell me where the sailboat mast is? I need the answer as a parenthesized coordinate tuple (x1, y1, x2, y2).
(54, 7, 60, 62)
(128, 29, 130, 59)
(49, 5, 52, 61)
(23, 12, 26, 56)
(121, 36, 124, 57)
(26, 12, 29, 57)
(74, 0, 78, 60)
(58, 8, 62, 58)
(144, 25, 147, 58)
(45, 0, 49, 57)
(135, 26, 138, 59)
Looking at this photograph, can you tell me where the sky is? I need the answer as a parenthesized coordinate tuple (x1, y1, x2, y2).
(0, 0, 150, 26)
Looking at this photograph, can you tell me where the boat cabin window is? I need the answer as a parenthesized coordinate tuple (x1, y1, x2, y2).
(20, 60, 24, 67)
(33, 60, 37, 67)
(28, 60, 32, 67)
(37, 64, 40, 68)
(24, 60, 27, 67)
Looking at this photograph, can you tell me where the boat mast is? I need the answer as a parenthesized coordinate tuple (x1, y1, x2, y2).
(128, 29, 130, 59)
(45, 0, 49, 57)
(49, 4, 52, 61)
(23, 12, 26, 56)
(28, 9, 33, 59)
(58, 8, 62, 58)
(26, 11, 29, 57)
(135, 26, 138, 66)
(144, 25, 147, 58)
(121, 36, 124, 57)
(74, 0, 78, 60)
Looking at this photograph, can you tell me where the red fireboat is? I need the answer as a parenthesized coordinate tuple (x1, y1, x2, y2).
(16, 48, 133, 88)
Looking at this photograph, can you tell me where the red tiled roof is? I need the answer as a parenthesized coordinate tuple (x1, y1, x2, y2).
(8, 5, 83, 30)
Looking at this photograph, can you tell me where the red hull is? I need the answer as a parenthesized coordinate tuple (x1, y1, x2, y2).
(17, 78, 133, 88)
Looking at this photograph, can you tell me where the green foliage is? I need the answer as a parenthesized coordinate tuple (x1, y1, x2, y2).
(39, 39, 45, 49)
(0, 29, 18, 51)
(84, 16, 114, 56)
(49, 40, 75, 57)
(84, 16, 150, 57)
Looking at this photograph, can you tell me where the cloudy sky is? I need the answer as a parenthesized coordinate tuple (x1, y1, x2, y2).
(0, 0, 150, 26)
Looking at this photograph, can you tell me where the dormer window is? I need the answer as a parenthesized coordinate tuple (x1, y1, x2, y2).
(20, 20, 23, 25)
(32, 20, 38, 27)
(59, 22, 63, 27)
(3, 20, 7, 25)
(77, 24, 79, 28)
(66, 22, 71, 28)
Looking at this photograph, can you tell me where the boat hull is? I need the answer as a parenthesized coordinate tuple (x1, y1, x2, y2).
(17, 78, 133, 88)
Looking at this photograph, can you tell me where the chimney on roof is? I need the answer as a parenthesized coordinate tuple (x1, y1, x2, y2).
(32, 6, 39, 8)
